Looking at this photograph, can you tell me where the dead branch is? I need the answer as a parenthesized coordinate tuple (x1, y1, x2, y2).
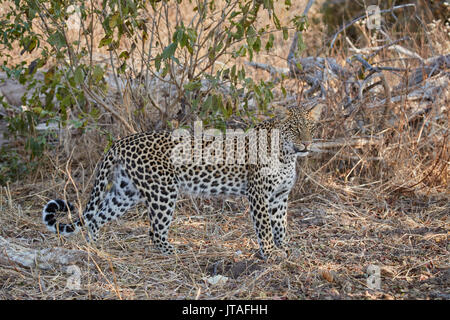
(82, 84, 136, 134)
(329, 4, 416, 50)
(244, 61, 289, 78)
(0, 236, 88, 270)
(395, 54, 450, 91)
(368, 72, 448, 110)
(312, 137, 382, 151)
(287, 0, 316, 63)
(347, 37, 421, 61)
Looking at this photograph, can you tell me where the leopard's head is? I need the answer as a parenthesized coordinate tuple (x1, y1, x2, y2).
(279, 103, 324, 157)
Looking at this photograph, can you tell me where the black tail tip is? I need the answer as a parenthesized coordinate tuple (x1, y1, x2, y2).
(45, 199, 75, 213)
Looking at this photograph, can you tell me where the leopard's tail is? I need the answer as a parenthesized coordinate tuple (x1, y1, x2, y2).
(42, 199, 83, 236)
(42, 140, 123, 238)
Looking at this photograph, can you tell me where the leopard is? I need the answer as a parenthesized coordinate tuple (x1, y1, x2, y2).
(42, 103, 323, 260)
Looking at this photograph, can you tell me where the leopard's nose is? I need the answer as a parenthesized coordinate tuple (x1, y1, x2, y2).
(303, 141, 311, 148)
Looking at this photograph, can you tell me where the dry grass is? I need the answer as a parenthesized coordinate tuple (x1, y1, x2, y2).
(0, 1, 449, 300)
(1, 165, 448, 299)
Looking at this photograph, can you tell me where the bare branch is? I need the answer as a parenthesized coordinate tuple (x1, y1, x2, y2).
(244, 61, 289, 76)
(313, 137, 382, 149)
(329, 4, 416, 50)
(82, 84, 136, 134)
(287, 0, 316, 63)
(0, 236, 89, 270)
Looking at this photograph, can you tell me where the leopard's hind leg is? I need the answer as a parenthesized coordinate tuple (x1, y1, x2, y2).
(83, 165, 143, 240)
(145, 183, 178, 254)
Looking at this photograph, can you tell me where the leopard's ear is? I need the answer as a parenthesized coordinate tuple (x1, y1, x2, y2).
(308, 103, 325, 122)
(275, 105, 293, 118)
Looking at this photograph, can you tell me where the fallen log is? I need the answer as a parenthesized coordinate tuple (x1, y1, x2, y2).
(0, 236, 88, 270)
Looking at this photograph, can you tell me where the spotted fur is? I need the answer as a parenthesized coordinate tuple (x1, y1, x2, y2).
(42, 104, 323, 259)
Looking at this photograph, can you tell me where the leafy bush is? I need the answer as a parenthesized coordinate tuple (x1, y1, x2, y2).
(0, 0, 301, 183)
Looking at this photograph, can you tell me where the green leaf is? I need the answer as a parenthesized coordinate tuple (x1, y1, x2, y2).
(282, 27, 289, 40)
(22, 36, 38, 53)
(92, 65, 104, 82)
(238, 67, 246, 81)
(186, 28, 197, 42)
(292, 15, 309, 32)
(173, 27, 184, 43)
(281, 85, 287, 97)
(202, 95, 213, 113)
(265, 34, 274, 52)
(161, 42, 177, 59)
(273, 13, 281, 30)
(48, 31, 66, 49)
(154, 54, 162, 71)
(74, 66, 84, 85)
(253, 36, 261, 52)
(263, 0, 274, 10)
(109, 12, 121, 29)
(117, 62, 127, 74)
(184, 80, 202, 91)
(230, 65, 237, 83)
(234, 23, 244, 40)
(246, 26, 256, 48)
(296, 33, 307, 56)
(233, 45, 246, 58)
(160, 63, 170, 77)
(119, 50, 130, 59)
(98, 36, 112, 48)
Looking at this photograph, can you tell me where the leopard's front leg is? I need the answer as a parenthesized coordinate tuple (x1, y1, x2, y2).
(247, 183, 286, 261)
(248, 194, 272, 257)
(269, 191, 289, 250)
